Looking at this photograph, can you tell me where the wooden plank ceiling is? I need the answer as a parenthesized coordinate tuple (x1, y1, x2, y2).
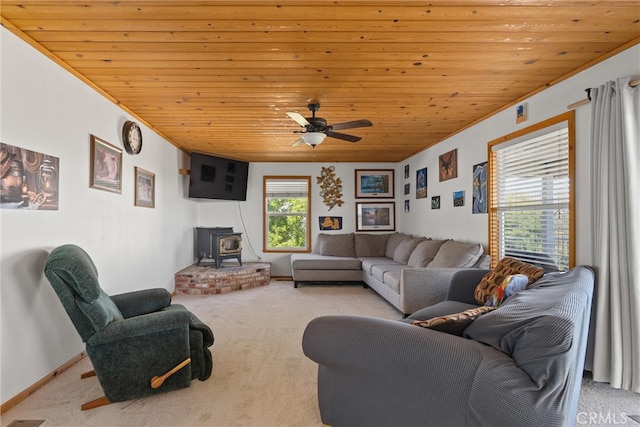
(1, 1, 638, 163)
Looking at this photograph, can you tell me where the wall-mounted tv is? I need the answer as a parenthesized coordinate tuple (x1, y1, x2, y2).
(188, 152, 249, 201)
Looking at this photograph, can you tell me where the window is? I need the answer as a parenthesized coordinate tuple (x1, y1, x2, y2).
(263, 176, 311, 252)
(488, 111, 575, 272)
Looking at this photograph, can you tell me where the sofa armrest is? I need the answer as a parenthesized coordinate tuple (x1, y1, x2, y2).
(302, 315, 523, 426)
(445, 269, 491, 304)
(110, 288, 172, 318)
(400, 268, 466, 314)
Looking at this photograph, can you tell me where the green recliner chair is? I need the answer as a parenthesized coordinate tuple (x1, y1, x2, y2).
(44, 244, 214, 410)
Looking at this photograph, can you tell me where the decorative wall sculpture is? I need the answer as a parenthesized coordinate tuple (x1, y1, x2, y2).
(317, 166, 343, 210)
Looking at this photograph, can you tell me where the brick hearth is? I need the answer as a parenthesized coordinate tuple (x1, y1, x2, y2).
(175, 262, 271, 295)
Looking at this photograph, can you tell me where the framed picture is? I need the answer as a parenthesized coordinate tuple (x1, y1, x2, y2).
(416, 167, 427, 199)
(439, 148, 458, 182)
(356, 202, 395, 232)
(134, 167, 155, 208)
(319, 216, 342, 230)
(404, 183, 410, 195)
(453, 190, 465, 207)
(404, 164, 410, 179)
(90, 135, 122, 193)
(1, 142, 59, 210)
(472, 161, 488, 214)
(516, 102, 528, 124)
(355, 169, 394, 198)
(431, 196, 441, 209)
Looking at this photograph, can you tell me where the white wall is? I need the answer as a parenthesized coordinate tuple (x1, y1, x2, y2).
(195, 162, 394, 276)
(0, 29, 198, 404)
(399, 44, 640, 266)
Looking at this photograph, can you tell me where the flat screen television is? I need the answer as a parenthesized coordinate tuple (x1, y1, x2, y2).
(188, 152, 249, 201)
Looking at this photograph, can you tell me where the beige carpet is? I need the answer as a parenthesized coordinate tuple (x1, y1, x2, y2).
(3, 280, 638, 426)
(1, 281, 401, 426)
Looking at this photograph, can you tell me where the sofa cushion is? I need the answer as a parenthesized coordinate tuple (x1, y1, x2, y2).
(484, 274, 529, 308)
(474, 257, 545, 304)
(361, 257, 398, 275)
(385, 233, 412, 258)
(371, 263, 404, 284)
(393, 238, 425, 264)
(412, 306, 496, 336)
(407, 239, 447, 268)
(317, 233, 355, 258)
(355, 233, 392, 257)
(382, 270, 402, 292)
(426, 240, 483, 268)
(291, 253, 362, 270)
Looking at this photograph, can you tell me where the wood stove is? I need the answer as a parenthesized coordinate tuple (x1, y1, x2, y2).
(195, 227, 242, 268)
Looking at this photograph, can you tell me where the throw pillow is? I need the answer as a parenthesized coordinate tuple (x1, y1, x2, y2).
(385, 233, 412, 258)
(474, 257, 545, 305)
(412, 306, 496, 336)
(426, 240, 484, 268)
(317, 233, 355, 257)
(354, 233, 392, 257)
(393, 237, 425, 264)
(484, 274, 529, 307)
(407, 239, 446, 268)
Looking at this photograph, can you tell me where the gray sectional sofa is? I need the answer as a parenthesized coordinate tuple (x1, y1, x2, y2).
(290, 232, 489, 315)
(303, 265, 595, 427)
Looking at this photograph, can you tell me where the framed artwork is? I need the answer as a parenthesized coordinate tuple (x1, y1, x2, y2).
(516, 103, 528, 124)
(453, 190, 465, 207)
(356, 202, 395, 232)
(0, 142, 59, 210)
(90, 135, 122, 193)
(404, 183, 410, 195)
(134, 167, 155, 208)
(416, 167, 427, 199)
(319, 216, 342, 230)
(404, 164, 410, 179)
(472, 161, 488, 214)
(404, 199, 410, 213)
(439, 148, 458, 182)
(431, 196, 441, 209)
(355, 169, 394, 198)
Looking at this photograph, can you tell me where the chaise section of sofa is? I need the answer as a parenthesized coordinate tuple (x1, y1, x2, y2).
(290, 232, 489, 314)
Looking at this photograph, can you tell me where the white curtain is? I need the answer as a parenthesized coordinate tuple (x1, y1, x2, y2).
(590, 77, 640, 393)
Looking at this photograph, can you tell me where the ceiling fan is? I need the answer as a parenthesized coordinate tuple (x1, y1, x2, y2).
(286, 103, 373, 147)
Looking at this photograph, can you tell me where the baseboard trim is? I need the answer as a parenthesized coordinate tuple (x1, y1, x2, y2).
(1, 352, 87, 414)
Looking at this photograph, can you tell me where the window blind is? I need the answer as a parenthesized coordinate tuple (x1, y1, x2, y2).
(491, 126, 570, 272)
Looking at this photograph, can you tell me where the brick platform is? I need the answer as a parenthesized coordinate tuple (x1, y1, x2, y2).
(175, 262, 271, 295)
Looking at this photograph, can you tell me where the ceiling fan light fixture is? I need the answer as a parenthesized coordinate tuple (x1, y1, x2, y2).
(301, 132, 327, 147)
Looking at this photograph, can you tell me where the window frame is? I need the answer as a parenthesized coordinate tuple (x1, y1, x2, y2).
(263, 175, 311, 253)
(487, 111, 575, 271)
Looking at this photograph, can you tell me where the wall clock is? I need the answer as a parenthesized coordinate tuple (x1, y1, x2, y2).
(122, 120, 143, 155)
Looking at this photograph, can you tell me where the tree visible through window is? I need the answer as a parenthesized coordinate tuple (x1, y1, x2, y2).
(263, 176, 311, 252)
(488, 112, 575, 272)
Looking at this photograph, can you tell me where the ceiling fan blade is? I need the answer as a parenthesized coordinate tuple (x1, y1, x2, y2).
(292, 138, 306, 147)
(286, 112, 310, 127)
(326, 131, 362, 143)
(330, 119, 373, 131)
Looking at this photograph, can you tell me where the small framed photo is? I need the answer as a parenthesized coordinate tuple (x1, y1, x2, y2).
(90, 135, 122, 193)
(431, 196, 441, 209)
(416, 167, 427, 199)
(134, 167, 155, 208)
(453, 190, 465, 207)
(516, 103, 528, 124)
(356, 202, 395, 232)
(439, 149, 458, 182)
(355, 169, 394, 198)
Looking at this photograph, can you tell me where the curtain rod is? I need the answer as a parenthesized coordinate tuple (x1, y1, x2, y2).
(567, 79, 640, 110)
